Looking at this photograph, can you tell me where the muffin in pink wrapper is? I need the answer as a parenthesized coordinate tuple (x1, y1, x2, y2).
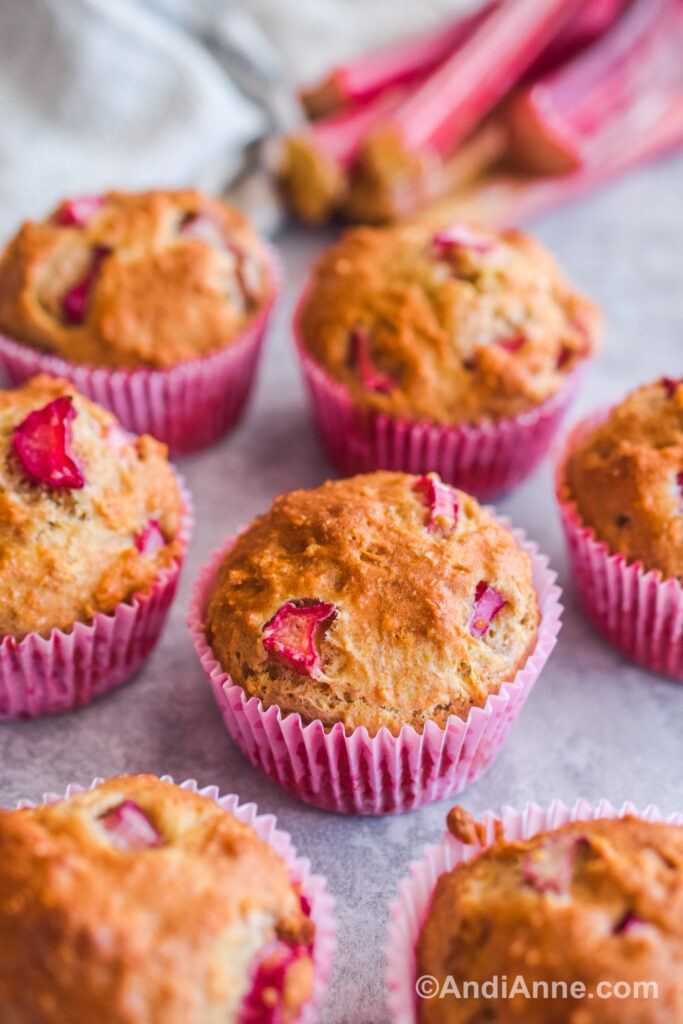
(5, 774, 335, 1024)
(0, 189, 280, 455)
(294, 219, 601, 498)
(386, 799, 683, 1024)
(0, 375, 193, 719)
(556, 377, 683, 681)
(188, 471, 562, 815)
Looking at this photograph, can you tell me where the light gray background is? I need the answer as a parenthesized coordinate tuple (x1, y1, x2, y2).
(1, 157, 682, 1023)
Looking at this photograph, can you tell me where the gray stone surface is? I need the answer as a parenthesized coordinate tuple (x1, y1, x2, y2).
(1, 157, 682, 1022)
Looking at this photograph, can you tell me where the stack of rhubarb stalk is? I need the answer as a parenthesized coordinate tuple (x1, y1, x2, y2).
(277, 0, 683, 226)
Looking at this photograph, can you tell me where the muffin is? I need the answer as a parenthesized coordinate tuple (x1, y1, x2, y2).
(0, 374, 190, 717)
(0, 775, 319, 1024)
(415, 809, 683, 1023)
(190, 470, 562, 812)
(294, 219, 601, 496)
(0, 189, 278, 452)
(557, 377, 683, 679)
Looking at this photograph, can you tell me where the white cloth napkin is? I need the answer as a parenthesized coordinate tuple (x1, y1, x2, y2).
(0, 0, 470, 239)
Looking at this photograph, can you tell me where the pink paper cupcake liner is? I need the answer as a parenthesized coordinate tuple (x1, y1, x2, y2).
(293, 290, 582, 499)
(556, 412, 683, 681)
(0, 250, 280, 456)
(386, 798, 683, 1024)
(0, 478, 193, 720)
(188, 514, 563, 815)
(16, 775, 336, 1024)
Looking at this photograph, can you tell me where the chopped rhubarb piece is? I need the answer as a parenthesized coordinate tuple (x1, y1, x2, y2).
(135, 520, 165, 556)
(99, 800, 163, 850)
(525, 0, 626, 81)
(263, 602, 337, 678)
(413, 475, 459, 537)
(53, 195, 104, 227)
(509, 0, 683, 174)
(523, 834, 583, 893)
(351, 328, 394, 393)
(238, 940, 311, 1024)
(556, 345, 572, 369)
(300, 1, 498, 118)
(62, 246, 110, 325)
(14, 397, 85, 489)
(614, 913, 649, 935)
(497, 335, 526, 353)
(432, 222, 495, 256)
(662, 377, 681, 398)
(179, 212, 226, 250)
(468, 581, 506, 639)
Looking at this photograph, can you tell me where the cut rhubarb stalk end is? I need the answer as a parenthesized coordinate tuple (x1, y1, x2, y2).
(99, 801, 163, 851)
(238, 940, 312, 1024)
(179, 212, 226, 250)
(556, 345, 573, 369)
(523, 834, 584, 893)
(662, 377, 681, 398)
(413, 475, 459, 538)
(135, 520, 166, 556)
(351, 328, 395, 393)
(300, 1, 498, 118)
(468, 581, 506, 639)
(62, 246, 110, 325)
(14, 397, 85, 489)
(263, 602, 337, 679)
(614, 913, 649, 936)
(497, 335, 526, 353)
(508, 0, 683, 175)
(53, 195, 104, 228)
(432, 222, 495, 256)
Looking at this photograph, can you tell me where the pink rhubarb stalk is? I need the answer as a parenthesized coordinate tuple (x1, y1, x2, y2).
(432, 221, 495, 256)
(413, 475, 459, 537)
(351, 328, 394, 393)
(135, 520, 165, 556)
(509, 0, 683, 174)
(14, 397, 85, 489)
(263, 602, 337, 678)
(468, 581, 506, 639)
(62, 246, 110, 325)
(53, 195, 104, 228)
(99, 801, 163, 850)
(238, 941, 312, 1024)
(524, 834, 583, 893)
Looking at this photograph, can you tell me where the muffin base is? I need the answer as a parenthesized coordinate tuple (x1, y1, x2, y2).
(188, 515, 562, 815)
(0, 249, 280, 456)
(293, 295, 583, 499)
(0, 478, 193, 720)
(16, 775, 336, 1024)
(556, 413, 683, 681)
(385, 798, 683, 1024)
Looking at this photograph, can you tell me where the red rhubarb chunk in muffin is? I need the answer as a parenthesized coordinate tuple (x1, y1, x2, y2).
(0, 189, 274, 369)
(0, 374, 183, 640)
(298, 220, 602, 426)
(563, 377, 683, 581)
(205, 471, 539, 736)
(0, 776, 315, 1024)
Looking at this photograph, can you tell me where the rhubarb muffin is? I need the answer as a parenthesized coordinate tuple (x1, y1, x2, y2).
(562, 377, 683, 582)
(203, 470, 540, 736)
(0, 374, 184, 642)
(416, 810, 683, 1023)
(0, 189, 274, 370)
(0, 775, 316, 1024)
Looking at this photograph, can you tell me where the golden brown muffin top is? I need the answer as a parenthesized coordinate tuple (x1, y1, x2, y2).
(205, 471, 539, 737)
(417, 813, 683, 1024)
(564, 377, 683, 582)
(0, 776, 314, 1024)
(0, 189, 274, 369)
(298, 220, 602, 425)
(0, 375, 184, 640)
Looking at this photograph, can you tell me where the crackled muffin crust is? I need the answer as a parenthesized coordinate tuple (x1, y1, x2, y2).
(205, 471, 539, 736)
(0, 375, 183, 640)
(0, 189, 273, 369)
(564, 377, 683, 582)
(0, 776, 315, 1024)
(297, 220, 601, 425)
(417, 813, 683, 1024)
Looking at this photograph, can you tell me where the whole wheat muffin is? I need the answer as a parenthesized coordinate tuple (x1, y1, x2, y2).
(417, 810, 683, 1023)
(0, 374, 184, 640)
(0, 189, 273, 369)
(563, 377, 683, 582)
(0, 776, 315, 1024)
(297, 220, 602, 425)
(205, 470, 539, 736)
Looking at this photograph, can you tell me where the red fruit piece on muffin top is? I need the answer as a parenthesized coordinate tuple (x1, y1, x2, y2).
(263, 602, 338, 679)
(13, 395, 85, 488)
(99, 800, 164, 851)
